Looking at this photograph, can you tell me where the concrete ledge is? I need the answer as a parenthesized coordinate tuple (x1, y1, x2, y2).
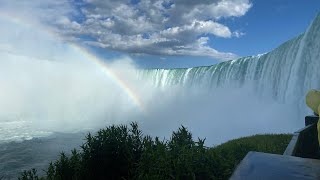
(230, 152, 320, 180)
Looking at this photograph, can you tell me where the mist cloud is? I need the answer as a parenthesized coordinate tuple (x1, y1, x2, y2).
(0, 13, 301, 146)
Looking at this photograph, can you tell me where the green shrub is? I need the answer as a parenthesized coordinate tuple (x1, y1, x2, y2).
(18, 123, 292, 180)
(210, 134, 292, 178)
(19, 169, 44, 180)
(137, 126, 217, 180)
(45, 122, 143, 180)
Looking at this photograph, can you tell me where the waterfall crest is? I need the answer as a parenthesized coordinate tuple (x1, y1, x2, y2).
(139, 14, 320, 106)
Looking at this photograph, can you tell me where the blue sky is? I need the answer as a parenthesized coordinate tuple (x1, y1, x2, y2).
(0, 0, 319, 68)
(136, 0, 320, 68)
(213, 0, 320, 57)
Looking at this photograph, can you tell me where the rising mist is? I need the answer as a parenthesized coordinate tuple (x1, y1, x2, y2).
(0, 13, 304, 146)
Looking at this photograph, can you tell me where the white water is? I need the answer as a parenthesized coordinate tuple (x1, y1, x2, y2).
(0, 13, 320, 146)
(0, 17, 144, 143)
(139, 14, 320, 124)
(1, 7, 320, 179)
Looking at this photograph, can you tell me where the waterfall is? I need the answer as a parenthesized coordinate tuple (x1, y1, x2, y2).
(139, 14, 320, 108)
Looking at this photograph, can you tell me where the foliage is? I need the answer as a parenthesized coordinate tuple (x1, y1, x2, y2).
(137, 126, 219, 180)
(209, 134, 292, 178)
(18, 123, 292, 180)
(19, 169, 44, 180)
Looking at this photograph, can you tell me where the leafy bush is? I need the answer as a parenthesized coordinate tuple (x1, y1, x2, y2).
(137, 126, 218, 180)
(209, 134, 292, 178)
(18, 123, 292, 180)
(45, 122, 143, 180)
(19, 169, 43, 180)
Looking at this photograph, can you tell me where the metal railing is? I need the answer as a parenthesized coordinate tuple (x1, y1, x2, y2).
(283, 116, 320, 159)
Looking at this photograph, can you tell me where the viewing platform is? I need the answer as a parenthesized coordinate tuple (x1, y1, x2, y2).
(231, 116, 320, 180)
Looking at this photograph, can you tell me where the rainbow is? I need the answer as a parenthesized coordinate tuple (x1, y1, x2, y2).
(0, 12, 145, 112)
(70, 45, 145, 111)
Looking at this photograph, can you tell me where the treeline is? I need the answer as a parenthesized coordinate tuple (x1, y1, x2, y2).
(19, 122, 291, 180)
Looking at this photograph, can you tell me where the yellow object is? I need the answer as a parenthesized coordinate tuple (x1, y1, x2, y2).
(306, 89, 320, 145)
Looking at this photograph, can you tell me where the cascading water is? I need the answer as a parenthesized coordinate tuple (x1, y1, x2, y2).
(1, 9, 320, 179)
(139, 14, 320, 113)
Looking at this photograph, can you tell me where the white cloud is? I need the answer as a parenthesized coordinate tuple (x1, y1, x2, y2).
(0, 0, 76, 24)
(0, 0, 252, 61)
(233, 30, 246, 38)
